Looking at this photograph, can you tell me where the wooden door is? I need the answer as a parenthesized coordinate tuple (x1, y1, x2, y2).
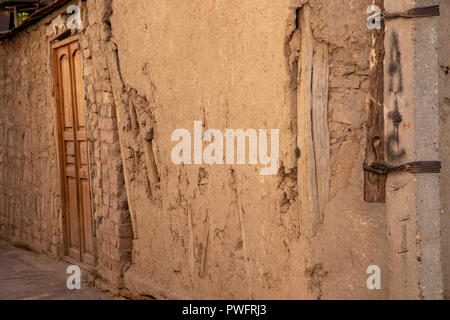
(53, 37, 95, 265)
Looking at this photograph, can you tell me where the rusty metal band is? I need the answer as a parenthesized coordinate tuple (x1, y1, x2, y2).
(383, 5, 440, 20)
(364, 161, 441, 175)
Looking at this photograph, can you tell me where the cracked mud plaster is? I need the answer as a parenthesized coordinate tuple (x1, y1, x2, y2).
(100, 0, 389, 300)
(305, 263, 328, 300)
(285, 0, 389, 299)
(105, 0, 312, 299)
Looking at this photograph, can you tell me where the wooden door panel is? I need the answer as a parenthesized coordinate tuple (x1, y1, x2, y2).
(66, 141, 75, 156)
(81, 179, 94, 265)
(57, 45, 81, 260)
(70, 42, 94, 264)
(79, 141, 88, 164)
(60, 54, 73, 129)
(67, 177, 80, 259)
(78, 168, 89, 179)
(73, 49, 86, 127)
(54, 38, 95, 265)
(65, 167, 76, 178)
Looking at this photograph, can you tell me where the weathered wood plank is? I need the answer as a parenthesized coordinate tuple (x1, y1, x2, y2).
(312, 43, 331, 217)
(297, 5, 330, 238)
(364, 0, 386, 203)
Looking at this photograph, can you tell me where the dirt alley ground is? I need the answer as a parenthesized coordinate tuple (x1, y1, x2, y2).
(0, 242, 112, 300)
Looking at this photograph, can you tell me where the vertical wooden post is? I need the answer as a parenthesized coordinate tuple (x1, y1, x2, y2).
(364, 0, 386, 203)
(297, 5, 331, 238)
(12, 7, 18, 28)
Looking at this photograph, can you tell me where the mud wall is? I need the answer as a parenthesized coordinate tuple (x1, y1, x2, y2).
(0, 1, 133, 293)
(4, 0, 445, 300)
(0, 5, 65, 255)
(103, 0, 389, 299)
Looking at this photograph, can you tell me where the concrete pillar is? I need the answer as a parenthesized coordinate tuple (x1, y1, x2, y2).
(384, 0, 443, 299)
(438, 0, 450, 300)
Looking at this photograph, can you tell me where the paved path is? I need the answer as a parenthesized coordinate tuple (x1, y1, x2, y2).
(0, 243, 112, 300)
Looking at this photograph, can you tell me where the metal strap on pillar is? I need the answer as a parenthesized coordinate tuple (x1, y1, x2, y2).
(383, 5, 440, 20)
(364, 161, 441, 175)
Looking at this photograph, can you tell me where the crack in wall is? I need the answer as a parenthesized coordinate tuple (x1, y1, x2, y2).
(229, 168, 251, 299)
(305, 263, 328, 300)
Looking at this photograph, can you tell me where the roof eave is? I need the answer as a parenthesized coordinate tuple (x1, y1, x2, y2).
(0, 0, 72, 41)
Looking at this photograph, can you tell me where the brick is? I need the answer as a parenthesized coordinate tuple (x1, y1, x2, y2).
(115, 223, 133, 238)
(95, 91, 103, 104)
(91, 103, 99, 114)
(110, 195, 129, 211)
(99, 118, 117, 130)
(83, 48, 91, 59)
(103, 92, 114, 104)
(51, 235, 59, 245)
(84, 65, 94, 77)
(101, 144, 110, 158)
(102, 81, 112, 92)
(80, 38, 89, 49)
(101, 130, 118, 144)
(110, 275, 123, 289)
(110, 209, 131, 224)
(111, 247, 131, 263)
(50, 245, 59, 257)
(105, 220, 115, 237)
(111, 261, 125, 277)
(102, 242, 111, 257)
(100, 205, 109, 218)
(110, 175, 125, 195)
(117, 237, 133, 250)
(102, 191, 110, 208)
(100, 104, 116, 118)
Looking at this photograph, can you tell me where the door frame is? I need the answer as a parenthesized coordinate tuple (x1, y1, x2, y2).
(51, 35, 96, 266)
